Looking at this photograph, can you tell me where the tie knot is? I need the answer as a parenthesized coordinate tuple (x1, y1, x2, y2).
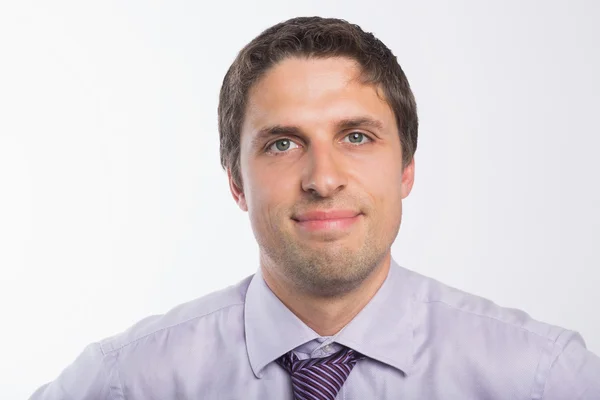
(277, 346, 364, 374)
(276, 346, 365, 400)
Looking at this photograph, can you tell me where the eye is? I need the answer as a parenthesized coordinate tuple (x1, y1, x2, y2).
(267, 138, 300, 153)
(343, 132, 372, 145)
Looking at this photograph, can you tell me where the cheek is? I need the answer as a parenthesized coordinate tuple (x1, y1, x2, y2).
(245, 164, 295, 220)
(359, 154, 404, 203)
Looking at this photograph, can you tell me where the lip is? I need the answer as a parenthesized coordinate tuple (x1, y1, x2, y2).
(293, 209, 361, 222)
(292, 209, 362, 233)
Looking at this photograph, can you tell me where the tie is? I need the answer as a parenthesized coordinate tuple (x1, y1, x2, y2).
(276, 345, 365, 400)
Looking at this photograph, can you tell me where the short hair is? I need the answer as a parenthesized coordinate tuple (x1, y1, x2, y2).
(218, 16, 418, 189)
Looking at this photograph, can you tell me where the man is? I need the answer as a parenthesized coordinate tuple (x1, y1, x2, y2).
(31, 16, 600, 400)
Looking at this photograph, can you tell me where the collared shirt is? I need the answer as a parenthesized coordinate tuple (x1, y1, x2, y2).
(30, 259, 600, 399)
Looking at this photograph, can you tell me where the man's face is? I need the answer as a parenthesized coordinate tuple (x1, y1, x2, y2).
(229, 56, 414, 296)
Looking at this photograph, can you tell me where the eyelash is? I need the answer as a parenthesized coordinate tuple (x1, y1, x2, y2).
(265, 132, 373, 155)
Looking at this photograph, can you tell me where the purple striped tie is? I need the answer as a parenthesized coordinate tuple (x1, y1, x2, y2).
(276, 346, 365, 400)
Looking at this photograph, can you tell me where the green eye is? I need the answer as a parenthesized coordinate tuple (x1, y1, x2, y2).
(345, 132, 372, 144)
(268, 138, 299, 153)
(275, 139, 291, 151)
(348, 132, 364, 143)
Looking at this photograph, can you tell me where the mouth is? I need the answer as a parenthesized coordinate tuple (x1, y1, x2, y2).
(292, 210, 363, 233)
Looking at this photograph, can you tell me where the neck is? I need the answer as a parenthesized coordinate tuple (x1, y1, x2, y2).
(261, 252, 392, 336)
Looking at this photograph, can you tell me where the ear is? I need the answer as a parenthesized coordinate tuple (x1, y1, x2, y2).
(227, 169, 248, 211)
(400, 158, 415, 199)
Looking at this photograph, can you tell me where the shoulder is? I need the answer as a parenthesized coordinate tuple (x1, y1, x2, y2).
(404, 266, 566, 343)
(98, 274, 254, 355)
(29, 275, 255, 398)
(395, 266, 600, 397)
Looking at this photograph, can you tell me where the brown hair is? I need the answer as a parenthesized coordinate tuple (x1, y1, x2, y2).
(218, 16, 418, 189)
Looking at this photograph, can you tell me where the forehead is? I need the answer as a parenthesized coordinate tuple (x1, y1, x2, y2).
(242, 57, 395, 135)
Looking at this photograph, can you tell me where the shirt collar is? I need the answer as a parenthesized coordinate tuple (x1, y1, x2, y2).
(244, 257, 417, 378)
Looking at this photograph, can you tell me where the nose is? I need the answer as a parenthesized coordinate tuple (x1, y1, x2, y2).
(301, 143, 347, 198)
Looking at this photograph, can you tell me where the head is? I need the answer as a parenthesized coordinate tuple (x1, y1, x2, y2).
(219, 17, 418, 297)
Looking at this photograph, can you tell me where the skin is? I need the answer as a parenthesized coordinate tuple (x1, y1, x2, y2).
(228, 56, 415, 336)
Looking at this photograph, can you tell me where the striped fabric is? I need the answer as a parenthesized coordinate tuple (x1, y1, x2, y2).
(276, 346, 365, 400)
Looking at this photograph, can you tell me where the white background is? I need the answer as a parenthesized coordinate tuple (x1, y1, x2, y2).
(1, 1, 598, 397)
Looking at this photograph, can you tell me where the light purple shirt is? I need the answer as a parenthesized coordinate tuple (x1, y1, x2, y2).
(30, 259, 600, 399)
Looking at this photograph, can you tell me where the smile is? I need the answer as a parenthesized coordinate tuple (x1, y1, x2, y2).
(292, 210, 362, 232)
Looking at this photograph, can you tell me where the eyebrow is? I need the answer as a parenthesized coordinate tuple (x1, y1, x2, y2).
(250, 116, 385, 148)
